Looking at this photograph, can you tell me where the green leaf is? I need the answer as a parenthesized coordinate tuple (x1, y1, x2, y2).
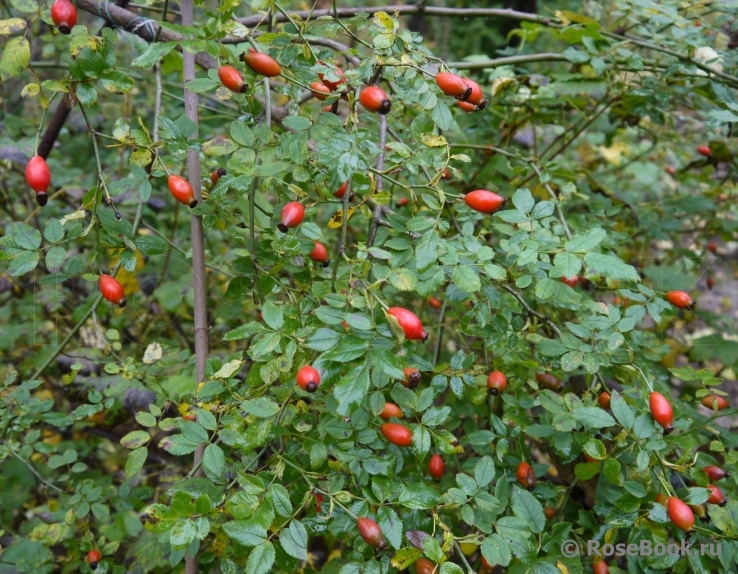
(279, 520, 308, 559)
(45, 246, 66, 272)
(305, 327, 340, 351)
(203, 136, 238, 157)
(512, 188, 534, 213)
(261, 300, 284, 330)
(223, 322, 265, 341)
(135, 235, 168, 255)
(269, 484, 293, 517)
(223, 521, 268, 547)
(399, 483, 440, 509)
(553, 252, 581, 278)
(131, 42, 177, 67)
(203, 444, 226, 478)
(231, 121, 255, 146)
(585, 253, 640, 282)
(44, 219, 64, 243)
(12, 222, 42, 249)
(389, 268, 417, 291)
(125, 447, 147, 478)
(241, 398, 280, 418)
(572, 407, 615, 429)
(474, 456, 496, 487)
(481, 534, 512, 567)
(610, 390, 634, 429)
(452, 265, 481, 293)
(334, 363, 370, 416)
(415, 230, 439, 271)
(565, 228, 606, 253)
(511, 486, 545, 533)
(246, 541, 275, 574)
(431, 101, 453, 130)
(184, 77, 219, 93)
(282, 115, 312, 131)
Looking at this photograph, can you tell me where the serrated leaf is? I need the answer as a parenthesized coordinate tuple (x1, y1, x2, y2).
(452, 265, 481, 293)
(585, 253, 640, 282)
(511, 486, 545, 533)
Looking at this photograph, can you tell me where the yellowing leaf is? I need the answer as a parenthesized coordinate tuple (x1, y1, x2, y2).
(557, 561, 571, 574)
(130, 147, 153, 167)
(213, 359, 243, 380)
(0, 36, 29, 81)
(21, 83, 39, 98)
(597, 141, 629, 166)
(373, 11, 396, 33)
(143, 342, 162, 364)
(327, 206, 356, 229)
(0, 18, 26, 35)
(420, 133, 447, 147)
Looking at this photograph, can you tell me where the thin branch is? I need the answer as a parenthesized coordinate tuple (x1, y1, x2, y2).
(78, 104, 121, 219)
(446, 52, 569, 70)
(238, 5, 558, 27)
(502, 284, 561, 337)
(433, 298, 447, 367)
(368, 114, 388, 248)
(4, 442, 64, 493)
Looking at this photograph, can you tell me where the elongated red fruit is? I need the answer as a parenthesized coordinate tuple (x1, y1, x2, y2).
(387, 307, 428, 341)
(334, 182, 348, 198)
(218, 65, 247, 93)
(655, 493, 668, 506)
(380, 402, 403, 420)
(211, 168, 226, 185)
(702, 395, 729, 410)
(667, 496, 695, 533)
(397, 196, 410, 207)
(435, 72, 472, 101)
(707, 484, 727, 506)
(704, 465, 730, 481)
(356, 517, 385, 548)
(403, 367, 421, 389)
(241, 49, 281, 77)
(487, 371, 507, 395)
(26, 155, 51, 206)
(168, 175, 197, 208)
(650, 391, 674, 434)
(464, 190, 507, 214)
(310, 81, 331, 100)
(666, 290, 695, 310)
(428, 454, 445, 480)
(318, 64, 346, 91)
(707, 241, 717, 253)
(99, 274, 126, 307)
(457, 100, 477, 112)
(309, 242, 329, 267)
(697, 145, 712, 157)
(278, 202, 304, 232)
(428, 297, 442, 309)
(690, 503, 709, 522)
(380, 423, 412, 447)
(414, 558, 436, 574)
(599, 392, 611, 409)
(561, 276, 579, 288)
(296, 365, 320, 392)
(592, 560, 610, 574)
(360, 86, 391, 114)
(51, 0, 77, 34)
(517, 461, 535, 491)
(536, 372, 562, 391)
(462, 78, 488, 110)
(86, 549, 101, 569)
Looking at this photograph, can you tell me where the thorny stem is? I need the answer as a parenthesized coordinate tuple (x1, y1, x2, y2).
(78, 104, 121, 220)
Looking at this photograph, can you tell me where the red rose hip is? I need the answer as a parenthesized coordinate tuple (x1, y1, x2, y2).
(380, 402, 403, 420)
(462, 77, 488, 110)
(296, 365, 320, 392)
(650, 391, 674, 434)
(703, 465, 730, 481)
(386, 307, 428, 341)
(99, 274, 126, 307)
(278, 202, 305, 232)
(168, 175, 197, 208)
(403, 367, 421, 389)
(86, 549, 101, 569)
(26, 155, 51, 206)
(702, 395, 729, 410)
(360, 86, 392, 115)
(241, 49, 281, 77)
(309, 242, 329, 267)
(356, 517, 385, 548)
(464, 190, 507, 214)
(667, 496, 695, 533)
(435, 72, 472, 101)
(211, 168, 226, 185)
(707, 484, 727, 506)
(51, 0, 77, 34)
(517, 461, 535, 491)
(487, 371, 507, 395)
(666, 290, 695, 310)
(428, 454, 445, 480)
(380, 423, 412, 447)
(218, 65, 247, 93)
